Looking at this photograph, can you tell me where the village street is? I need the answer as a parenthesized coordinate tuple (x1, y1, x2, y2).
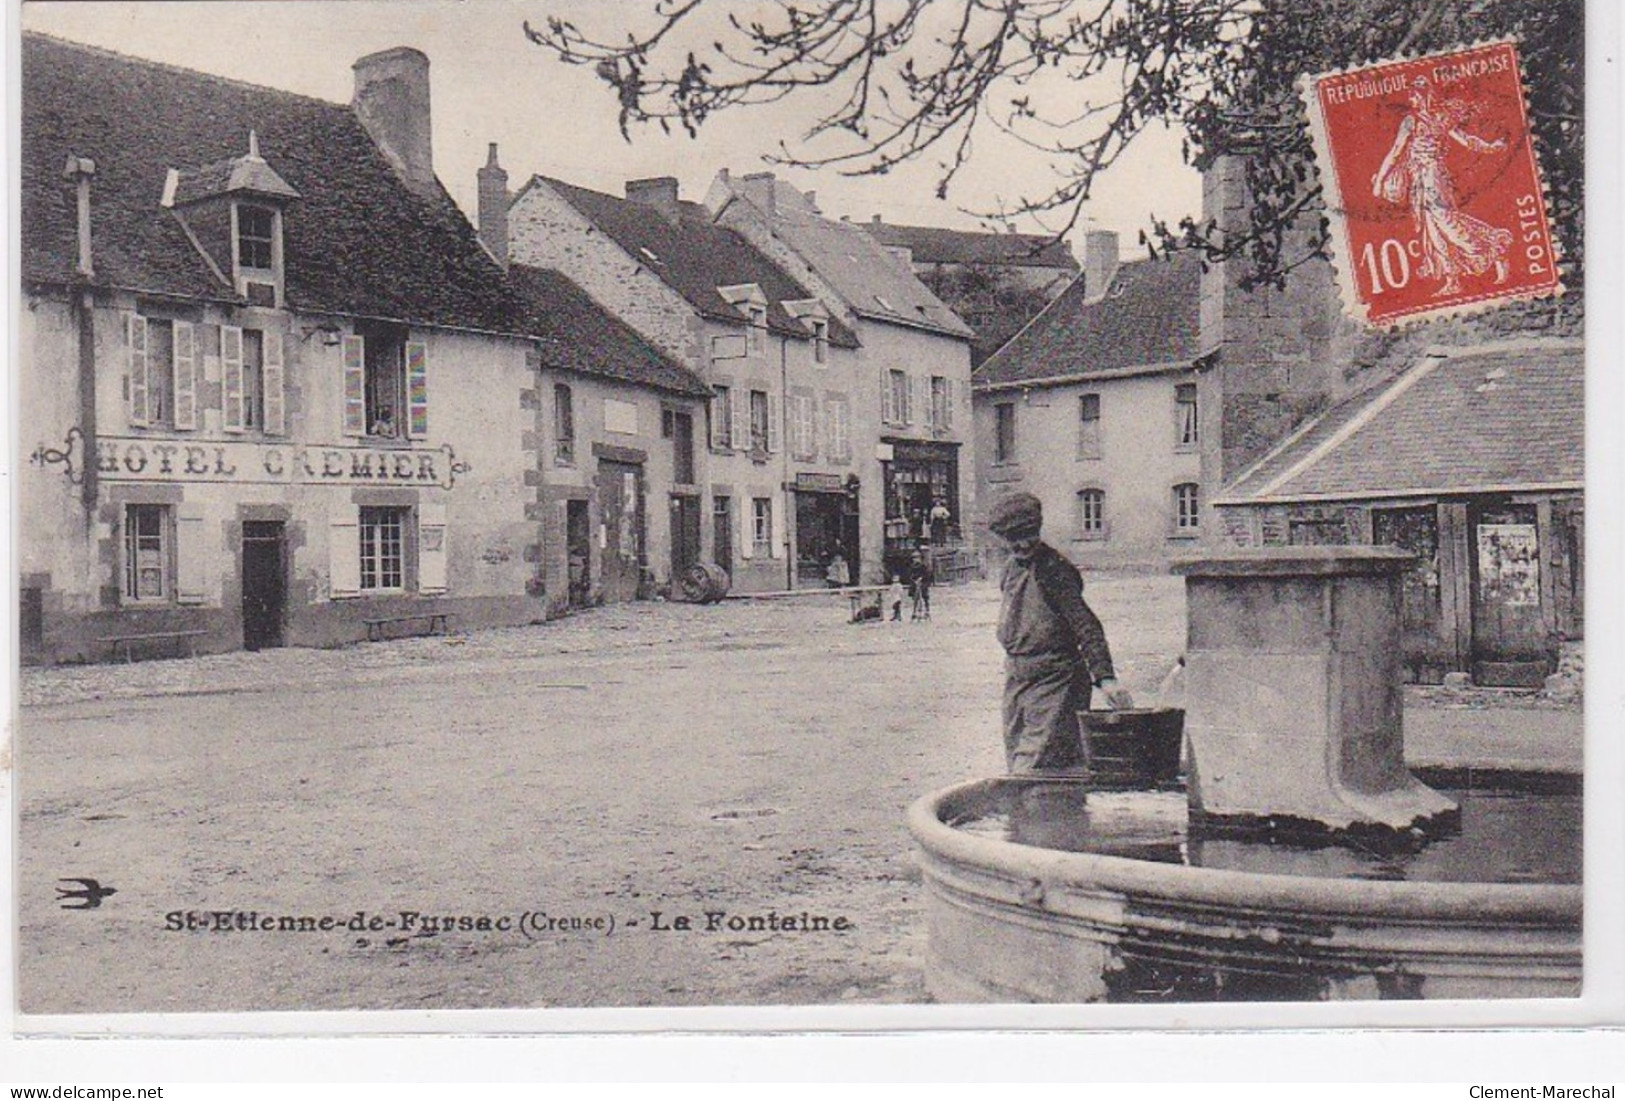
(15, 574, 1579, 1015)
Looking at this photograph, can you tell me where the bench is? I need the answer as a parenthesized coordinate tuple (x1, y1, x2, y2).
(840, 585, 892, 623)
(364, 612, 453, 642)
(97, 629, 208, 663)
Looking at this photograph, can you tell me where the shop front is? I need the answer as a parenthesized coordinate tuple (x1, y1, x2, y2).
(792, 472, 859, 588)
(881, 439, 960, 580)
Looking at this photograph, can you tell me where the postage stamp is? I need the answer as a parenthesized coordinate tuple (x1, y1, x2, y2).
(1303, 40, 1562, 326)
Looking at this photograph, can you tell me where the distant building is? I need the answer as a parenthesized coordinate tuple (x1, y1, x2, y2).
(972, 233, 1207, 568)
(497, 170, 864, 592)
(1216, 340, 1584, 686)
(707, 171, 979, 582)
(19, 35, 697, 662)
(863, 218, 1080, 366)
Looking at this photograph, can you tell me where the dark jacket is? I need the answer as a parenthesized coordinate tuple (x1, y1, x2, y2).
(996, 542, 1116, 682)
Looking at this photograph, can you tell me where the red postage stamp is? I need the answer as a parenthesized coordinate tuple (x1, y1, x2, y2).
(1303, 40, 1560, 326)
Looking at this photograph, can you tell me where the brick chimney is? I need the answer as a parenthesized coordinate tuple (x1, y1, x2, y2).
(352, 47, 436, 200)
(477, 143, 509, 269)
(625, 177, 680, 207)
(1083, 229, 1119, 298)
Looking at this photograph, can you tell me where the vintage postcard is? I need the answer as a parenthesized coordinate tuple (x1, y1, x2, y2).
(8, 0, 1619, 1041)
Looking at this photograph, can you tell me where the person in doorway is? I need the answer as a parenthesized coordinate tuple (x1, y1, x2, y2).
(990, 492, 1133, 773)
(910, 551, 933, 621)
(887, 574, 907, 622)
(826, 552, 850, 589)
(930, 499, 952, 545)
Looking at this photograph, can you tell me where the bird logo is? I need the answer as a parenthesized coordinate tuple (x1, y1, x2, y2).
(56, 877, 117, 910)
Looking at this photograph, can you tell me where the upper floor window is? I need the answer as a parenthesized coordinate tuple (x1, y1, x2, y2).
(709, 384, 734, 449)
(810, 318, 829, 364)
(668, 408, 696, 484)
(884, 369, 912, 426)
(1077, 488, 1106, 539)
(825, 394, 851, 462)
(126, 314, 282, 435)
(1176, 383, 1199, 449)
(747, 305, 768, 355)
(994, 402, 1017, 464)
(790, 392, 817, 461)
(343, 327, 427, 440)
(929, 376, 953, 431)
(237, 204, 275, 270)
(1174, 482, 1200, 533)
(554, 383, 576, 464)
(1078, 393, 1102, 459)
(749, 389, 772, 453)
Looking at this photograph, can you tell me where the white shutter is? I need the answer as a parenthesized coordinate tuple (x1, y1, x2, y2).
(767, 393, 782, 454)
(906, 374, 919, 425)
(221, 325, 245, 432)
(329, 508, 361, 599)
(171, 321, 197, 430)
(709, 391, 726, 449)
(405, 340, 429, 438)
(739, 502, 754, 559)
(943, 378, 955, 430)
(262, 328, 286, 435)
(728, 386, 745, 451)
(417, 502, 448, 595)
(881, 369, 895, 425)
(342, 335, 367, 437)
(769, 494, 784, 559)
(808, 395, 821, 461)
(175, 503, 207, 604)
(126, 314, 150, 427)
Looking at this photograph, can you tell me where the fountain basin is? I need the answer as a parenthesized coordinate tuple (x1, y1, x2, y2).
(909, 776, 1581, 1003)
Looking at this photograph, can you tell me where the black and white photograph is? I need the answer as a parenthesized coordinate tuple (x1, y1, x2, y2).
(9, 0, 1621, 1042)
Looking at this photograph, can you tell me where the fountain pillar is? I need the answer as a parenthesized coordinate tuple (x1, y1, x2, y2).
(1173, 547, 1457, 833)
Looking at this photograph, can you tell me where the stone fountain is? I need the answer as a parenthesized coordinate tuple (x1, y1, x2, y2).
(908, 547, 1581, 1002)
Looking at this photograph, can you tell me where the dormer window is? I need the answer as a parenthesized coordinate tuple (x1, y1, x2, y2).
(237, 205, 275, 270)
(810, 318, 829, 363)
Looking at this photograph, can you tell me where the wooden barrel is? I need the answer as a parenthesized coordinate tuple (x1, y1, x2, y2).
(679, 561, 732, 604)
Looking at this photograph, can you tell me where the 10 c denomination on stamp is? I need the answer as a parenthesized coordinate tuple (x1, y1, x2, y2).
(1303, 40, 1560, 327)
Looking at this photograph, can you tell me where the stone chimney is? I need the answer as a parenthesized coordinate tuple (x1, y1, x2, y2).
(625, 177, 680, 207)
(737, 171, 778, 215)
(62, 154, 96, 277)
(1083, 229, 1119, 298)
(477, 143, 509, 269)
(352, 47, 436, 200)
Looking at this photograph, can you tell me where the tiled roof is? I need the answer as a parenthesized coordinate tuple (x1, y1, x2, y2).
(863, 221, 1078, 271)
(1217, 340, 1585, 503)
(744, 204, 975, 339)
(531, 177, 858, 348)
(974, 252, 1203, 388)
(22, 33, 532, 333)
(509, 265, 709, 397)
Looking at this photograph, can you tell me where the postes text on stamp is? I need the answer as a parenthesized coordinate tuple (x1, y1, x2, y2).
(1303, 41, 1560, 327)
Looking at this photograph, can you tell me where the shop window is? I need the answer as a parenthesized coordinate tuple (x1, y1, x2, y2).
(994, 402, 1017, 464)
(1176, 383, 1199, 449)
(1174, 482, 1200, 533)
(554, 383, 575, 464)
(1078, 393, 1102, 459)
(123, 504, 170, 602)
(359, 506, 409, 592)
(1077, 488, 1106, 539)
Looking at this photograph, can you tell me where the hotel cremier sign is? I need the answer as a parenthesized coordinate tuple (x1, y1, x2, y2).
(93, 436, 470, 491)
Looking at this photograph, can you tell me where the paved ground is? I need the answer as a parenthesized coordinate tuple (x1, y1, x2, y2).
(13, 574, 1580, 1015)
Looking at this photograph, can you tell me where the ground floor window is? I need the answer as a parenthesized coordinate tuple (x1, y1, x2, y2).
(1077, 488, 1106, 538)
(1174, 482, 1200, 533)
(124, 504, 170, 601)
(360, 506, 408, 591)
(751, 497, 774, 556)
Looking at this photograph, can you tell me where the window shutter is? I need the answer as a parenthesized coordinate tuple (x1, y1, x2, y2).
(881, 370, 895, 425)
(767, 394, 782, 454)
(728, 386, 745, 451)
(417, 502, 449, 595)
(739, 504, 753, 559)
(171, 320, 197, 430)
(769, 495, 784, 559)
(809, 395, 822, 461)
(262, 328, 286, 435)
(943, 379, 955, 429)
(221, 325, 245, 432)
(126, 314, 150, 427)
(175, 503, 207, 605)
(405, 340, 429, 438)
(342, 335, 366, 437)
(709, 392, 725, 449)
(329, 508, 361, 599)
(906, 374, 919, 425)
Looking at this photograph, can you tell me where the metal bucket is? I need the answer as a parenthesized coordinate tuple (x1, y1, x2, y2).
(1077, 707, 1185, 789)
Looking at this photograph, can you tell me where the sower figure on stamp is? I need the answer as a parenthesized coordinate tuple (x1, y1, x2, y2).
(990, 492, 1133, 773)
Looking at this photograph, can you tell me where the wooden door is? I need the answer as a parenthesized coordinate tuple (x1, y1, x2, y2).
(241, 521, 286, 651)
(1469, 502, 1549, 685)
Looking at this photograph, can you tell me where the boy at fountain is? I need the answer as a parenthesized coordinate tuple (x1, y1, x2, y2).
(989, 492, 1133, 773)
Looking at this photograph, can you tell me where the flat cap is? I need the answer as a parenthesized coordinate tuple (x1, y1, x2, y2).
(988, 492, 1043, 537)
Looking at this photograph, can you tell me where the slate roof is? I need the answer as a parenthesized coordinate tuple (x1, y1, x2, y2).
(509, 265, 709, 397)
(737, 202, 975, 340)
(863, 221, 1078, 271)
(1216, 340, 1585, 504)
(22, 33, 533, 333)
(974, 252, 1203, 388)
(528, 177, 858, 349)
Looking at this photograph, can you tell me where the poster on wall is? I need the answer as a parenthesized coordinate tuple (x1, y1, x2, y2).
(1477, 522, 1542, 608)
